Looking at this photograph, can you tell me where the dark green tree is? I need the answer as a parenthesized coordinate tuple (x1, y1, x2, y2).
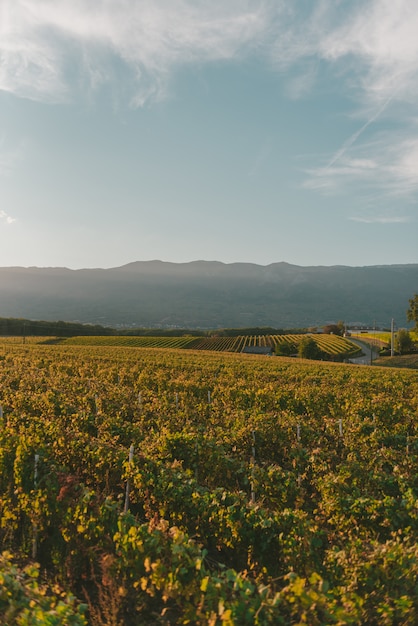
(407, 294, 418, 331)
(396, 329, 413, 354)
(275, 341, 295, 356)
(323, 321, 345, 336)
(298, 336, 322, 359)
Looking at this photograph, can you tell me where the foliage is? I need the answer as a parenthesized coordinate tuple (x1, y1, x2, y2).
(0, 551, 87, 625)
(322, 322, 344, 336)
(60, 333, 361, 360)
(0, 342, 417, 623)
(298, 336, 324, 359)
(395, 329, 414, 355)
(275, 341, 295, 356)
(0, 318, 114, 338)
(62, 335, 198, 349)
(407, 294, 418, 331)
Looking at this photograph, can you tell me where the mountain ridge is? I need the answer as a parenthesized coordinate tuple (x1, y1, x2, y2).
(0, 261, 416, 329)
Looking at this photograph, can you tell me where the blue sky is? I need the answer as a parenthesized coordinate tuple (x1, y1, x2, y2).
(1, 0, 417, 269)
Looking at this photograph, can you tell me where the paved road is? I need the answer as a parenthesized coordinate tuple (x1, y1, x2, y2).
(347, 338, 379, 365)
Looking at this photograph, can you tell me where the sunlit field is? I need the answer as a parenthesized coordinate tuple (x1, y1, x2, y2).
(1, 342, 417, 624)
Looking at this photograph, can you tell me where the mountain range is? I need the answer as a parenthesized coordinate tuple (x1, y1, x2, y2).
(0, 261, 416, 329)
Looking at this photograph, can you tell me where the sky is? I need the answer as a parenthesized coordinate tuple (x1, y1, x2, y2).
(1, 0, 418, 270)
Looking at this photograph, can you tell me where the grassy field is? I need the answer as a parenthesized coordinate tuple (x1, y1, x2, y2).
(373, 353, 418, 369)
(351, 330, 418, 345)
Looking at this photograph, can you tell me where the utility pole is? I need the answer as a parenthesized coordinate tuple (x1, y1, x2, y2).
(370, 320, 376, 365)
(390, 318, 395, 357)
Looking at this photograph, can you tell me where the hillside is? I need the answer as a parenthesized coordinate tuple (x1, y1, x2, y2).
(0, 260, 417, 329)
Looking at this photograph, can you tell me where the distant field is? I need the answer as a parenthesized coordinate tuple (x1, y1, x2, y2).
(0, 336, 55, 344)
(351, 331, 418, 345)
(350, 332, 390, 346)
(57, 333, 361, 360)
(373, 354, 418, 369)
(60, 335, 198, 349)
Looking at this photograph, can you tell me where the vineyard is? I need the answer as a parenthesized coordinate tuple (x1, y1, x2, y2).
(61, 335, 199, 350)
(59, 333, 361, 360)
(1, 342, 418, 624)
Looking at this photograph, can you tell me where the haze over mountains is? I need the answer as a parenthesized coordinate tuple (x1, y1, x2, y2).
(0, 261, 416, 330)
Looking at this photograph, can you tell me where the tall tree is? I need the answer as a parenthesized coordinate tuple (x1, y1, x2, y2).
(396, 329, 413, 354)
(298, 336, 322, 360)
(407, 294, 418, 331)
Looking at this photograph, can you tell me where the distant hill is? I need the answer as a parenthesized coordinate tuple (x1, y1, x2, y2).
(0, 261, 416, 329)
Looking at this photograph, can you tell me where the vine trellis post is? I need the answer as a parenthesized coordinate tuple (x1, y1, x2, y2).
(32, 453, 39, 560)
(250, 430, 256, 504)
(195, 440, 199, 481)
(124, 445, 134, 514)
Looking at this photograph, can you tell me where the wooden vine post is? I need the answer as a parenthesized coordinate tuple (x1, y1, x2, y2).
(32, 453, 39, 560)
(124, 445, 134, 513)
(250, 430, 256, 504)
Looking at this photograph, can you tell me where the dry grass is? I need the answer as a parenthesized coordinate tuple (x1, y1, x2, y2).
(373, 354, 418, 369)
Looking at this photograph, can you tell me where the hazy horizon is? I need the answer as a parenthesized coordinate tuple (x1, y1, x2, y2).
(1, 258, 418, 272)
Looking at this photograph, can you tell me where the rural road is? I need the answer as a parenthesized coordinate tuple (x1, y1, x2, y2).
(348, 338, 380, 365)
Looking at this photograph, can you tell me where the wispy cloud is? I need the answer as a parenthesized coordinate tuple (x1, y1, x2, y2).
(305, 133, 418, 199)
(0, 210, 16, 224)
(3, 1, 418, 110)
(271, 0, 418, 106)
(349, 215, 411, 224)
(269, 1, 418, 200)
(324, 95, 394, 172)
(3, 0, 418, 204)
(0, 0, 273, 104)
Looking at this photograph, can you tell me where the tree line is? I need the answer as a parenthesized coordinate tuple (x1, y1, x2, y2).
(0, 318, 115, 337)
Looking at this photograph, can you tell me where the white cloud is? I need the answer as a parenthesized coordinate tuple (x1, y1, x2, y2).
(0, 210, 16, 224)
(2, 1, 418, 108)
(349, 215, 411, 224)
(271, 1, 418, 106)
(387, 138, 418, 193)
(268, 1, 418, 198)
(305, 133, 418, 199)
(319, 0, 418, 105)
(0, 0, 273, 104)
(3, 0, 418, 201)
(2, 1, 418, 110)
